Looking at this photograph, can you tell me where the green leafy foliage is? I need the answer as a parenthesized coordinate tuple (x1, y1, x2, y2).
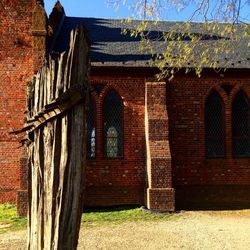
(118, 0, 250, 80)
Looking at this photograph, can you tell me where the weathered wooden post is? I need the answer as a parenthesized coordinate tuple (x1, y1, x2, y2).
(17, 26, 89, 250)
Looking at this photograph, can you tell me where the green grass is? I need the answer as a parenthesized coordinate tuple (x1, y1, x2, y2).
(0, 204, 27, 233)
(81, 206, 179, 227)
(0, 204, 179, 232)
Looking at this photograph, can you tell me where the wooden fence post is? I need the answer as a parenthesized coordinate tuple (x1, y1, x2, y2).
(17, 26, 89, 250)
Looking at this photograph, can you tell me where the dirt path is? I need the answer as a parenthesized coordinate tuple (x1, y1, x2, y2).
(1, 211, 250, 250)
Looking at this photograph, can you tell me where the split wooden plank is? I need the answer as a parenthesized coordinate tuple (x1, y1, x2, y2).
(25, 26, 89, 250)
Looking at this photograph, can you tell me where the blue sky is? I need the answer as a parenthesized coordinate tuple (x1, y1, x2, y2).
(44, 0, 250, 22)
(44, 0, 204, 20)
(44, 0, 134, 19)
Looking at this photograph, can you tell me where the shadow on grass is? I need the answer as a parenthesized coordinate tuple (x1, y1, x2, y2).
(176, 204, 250, 212)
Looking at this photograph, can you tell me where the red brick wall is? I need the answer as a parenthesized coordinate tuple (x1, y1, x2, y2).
(168, 71, 250, 208)
(0, 0, 39, 204)
(82, 69, 250, 210)
(85, 74, 146, 207)
(1, 9, 250, 213)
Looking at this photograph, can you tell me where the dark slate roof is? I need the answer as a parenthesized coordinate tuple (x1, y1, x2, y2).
(52, 16, 250, 68)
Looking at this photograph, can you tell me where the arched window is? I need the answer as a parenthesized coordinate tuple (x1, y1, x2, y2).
(87, 96, 96, 158)
(103, 90, 123, 157)
(232, 91, 250, 157)
(205, 91, 225, 157)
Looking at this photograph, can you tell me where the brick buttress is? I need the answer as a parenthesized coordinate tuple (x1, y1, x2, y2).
(145, 81, 175, 211)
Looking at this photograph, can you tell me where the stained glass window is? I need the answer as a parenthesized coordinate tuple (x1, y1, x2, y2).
(103, 90, 123, 157)
(87, 96, 96, 158)
(205, 91, 225, 157)
(233, 91, 250, 157)
(106, 126, 119, 157)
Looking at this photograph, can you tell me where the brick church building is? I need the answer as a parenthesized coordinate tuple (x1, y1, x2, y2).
(0, 0, 250, 215)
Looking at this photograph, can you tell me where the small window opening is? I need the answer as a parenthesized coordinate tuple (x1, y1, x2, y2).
(87, 97, 96, 158)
